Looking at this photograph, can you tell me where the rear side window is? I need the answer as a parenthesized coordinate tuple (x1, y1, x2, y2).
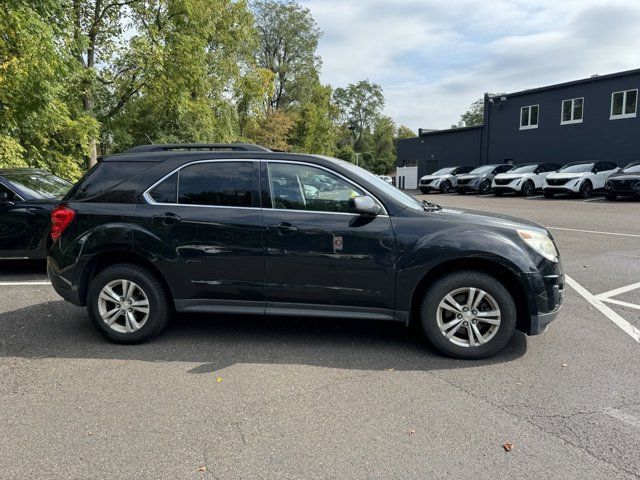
(148, 173, 177, 203)
(177, 161, 253, 207)
(66, 161, 156, 201)
(0, 183, 21, 201)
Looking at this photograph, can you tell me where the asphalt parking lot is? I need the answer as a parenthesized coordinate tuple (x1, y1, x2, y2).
(1, 193, 639, 479)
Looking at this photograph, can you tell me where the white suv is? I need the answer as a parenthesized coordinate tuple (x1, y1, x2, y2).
(419, 166, 474, 194)
(543, 161, 620, 199)
(492, 163, 561, 197)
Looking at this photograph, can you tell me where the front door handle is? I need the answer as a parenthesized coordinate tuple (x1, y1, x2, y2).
(27, 207, 41, 215)
(153, 212, 182, 225)
(269, 222, 298, 234)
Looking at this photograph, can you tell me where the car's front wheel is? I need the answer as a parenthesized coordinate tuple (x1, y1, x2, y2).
(522, 181, 535, 197)
(479, 180, 492, 194)
(420, 271, 516, 359)
(440, 180, 452, 194)
(87, 263, 171, 343)
(579, 180, 593, 199)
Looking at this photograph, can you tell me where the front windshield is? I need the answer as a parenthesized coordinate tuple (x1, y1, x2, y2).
(324, 157, 424, 211)
(469, 165, 494, 175)
(3, 171, 71, 199)
(558, 162, 594, 173)
(622, 161, 640, 173)
(431, 167, 455, 175)
(510, 164, 538, 173)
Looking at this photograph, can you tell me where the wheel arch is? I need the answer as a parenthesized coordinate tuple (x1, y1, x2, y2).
(78, 250, 174, 309)
(408, 257, 530, 333)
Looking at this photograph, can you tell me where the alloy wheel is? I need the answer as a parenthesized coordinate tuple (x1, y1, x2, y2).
(436, 287, 501, 347)
(97, 279, 150, 333)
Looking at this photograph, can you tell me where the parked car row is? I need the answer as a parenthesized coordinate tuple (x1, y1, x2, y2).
(418, 161, 640, 200)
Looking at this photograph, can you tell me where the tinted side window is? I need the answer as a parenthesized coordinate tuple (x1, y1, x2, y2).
(178, 162, 253, 207)
(148, 173, 178, 203)
(0, 183, 20, 201)
(267, 163, 363, 213)
(67, 161, 156, 201)
(604, 162, 618, 171)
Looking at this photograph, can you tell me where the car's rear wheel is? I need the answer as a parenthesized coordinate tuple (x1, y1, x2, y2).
(522, 181, 535, 197)
(87, 264, 171, 343)
(440, 180, 452, 194)
(579, 180, 593, 199)
(479, 180, 491, 194)
(420, 271, 516, 359)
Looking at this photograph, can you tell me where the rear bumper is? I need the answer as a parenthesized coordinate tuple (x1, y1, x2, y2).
(47, 261, 83, 305)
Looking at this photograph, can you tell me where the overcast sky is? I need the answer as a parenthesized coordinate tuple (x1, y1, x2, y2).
(299, 0, 640, 131)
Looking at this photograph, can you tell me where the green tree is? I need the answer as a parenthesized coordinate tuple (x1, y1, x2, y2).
(333, 80, 384, 151)
(289, 81, 337, 155)
(396, 125, 416, 139)
(252, 0, 321, 111)
(0, 3, 97, 179)
(369, 116, 396, 174)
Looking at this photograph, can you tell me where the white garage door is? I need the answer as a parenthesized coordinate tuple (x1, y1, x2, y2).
(396, 166, 418, 190)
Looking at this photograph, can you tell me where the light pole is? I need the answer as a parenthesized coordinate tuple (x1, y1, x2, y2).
(353, 153, 361, 166)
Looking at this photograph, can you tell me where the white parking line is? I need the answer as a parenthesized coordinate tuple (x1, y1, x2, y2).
(583, 197, 605, 202)
(595, 282, 640, 299)
(479, 194, 494, 197)
(547, 227, 640, 238)
(525, 195, 544, 200)
(565, 275, 640, 343)
(605, 408, 640, 430)
(601, 298, 640, 311)
(0, 281, 51, 286)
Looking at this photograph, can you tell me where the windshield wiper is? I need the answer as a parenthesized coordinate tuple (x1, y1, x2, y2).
(422, 199, 442, 211)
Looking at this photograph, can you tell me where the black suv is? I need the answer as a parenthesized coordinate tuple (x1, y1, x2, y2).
(48, 144, 564, 359)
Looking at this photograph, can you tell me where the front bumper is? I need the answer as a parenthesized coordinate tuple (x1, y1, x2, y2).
(543, 186, 578, 194)
(523, 266, 564, 335)
(419, 184, 438, 192)
(493, 185, 519, 193)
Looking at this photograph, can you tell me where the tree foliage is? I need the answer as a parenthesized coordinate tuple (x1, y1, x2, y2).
(0, 0, 406, 178)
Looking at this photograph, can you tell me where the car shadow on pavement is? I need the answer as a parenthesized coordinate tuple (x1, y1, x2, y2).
(0, 300, 527, 372)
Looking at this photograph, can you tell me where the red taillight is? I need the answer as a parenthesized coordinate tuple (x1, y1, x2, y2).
(50, 206, 75, 240)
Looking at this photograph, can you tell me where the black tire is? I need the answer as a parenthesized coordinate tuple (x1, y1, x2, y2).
(543, 191, 554, 198)
(87, 263, 171, 344)
(605, 193, 617, 201)
(479, 180, 491, 194)
(439, 180, 452, 194)
(420, 271, 517, 359)
(579, 180, 593, 199)
(522, 181, 535, 197)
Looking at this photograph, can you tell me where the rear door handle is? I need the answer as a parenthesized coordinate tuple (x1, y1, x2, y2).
(269, 222, 298, 234)
(153, 212, 182, 225)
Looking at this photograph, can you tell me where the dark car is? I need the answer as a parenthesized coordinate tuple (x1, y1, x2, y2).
(47, 143, 564, 359)
(0, 168, 72, 259)
(605, 161, 640, 200)
(455, 164, 513, 194)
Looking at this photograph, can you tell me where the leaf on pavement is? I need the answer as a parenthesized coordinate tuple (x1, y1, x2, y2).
(197, 466, 207, 472)
(216, 376, 222, 383)
(503, 442, 514, 452)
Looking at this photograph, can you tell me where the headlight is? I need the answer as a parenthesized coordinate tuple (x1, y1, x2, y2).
(517, 229, 559, 262)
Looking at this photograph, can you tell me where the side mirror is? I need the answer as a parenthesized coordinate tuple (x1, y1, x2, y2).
(349, 196, 380, 216)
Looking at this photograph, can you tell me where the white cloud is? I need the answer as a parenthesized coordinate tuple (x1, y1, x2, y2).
(300, 0, 640, 129)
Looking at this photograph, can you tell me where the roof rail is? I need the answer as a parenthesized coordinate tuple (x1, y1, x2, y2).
(124, 143, 271, 153)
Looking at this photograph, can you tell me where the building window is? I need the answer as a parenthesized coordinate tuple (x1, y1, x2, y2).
(520, 105, 539, 130)
(610, 89, 637, 119)
(561, 98, 584, 125)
